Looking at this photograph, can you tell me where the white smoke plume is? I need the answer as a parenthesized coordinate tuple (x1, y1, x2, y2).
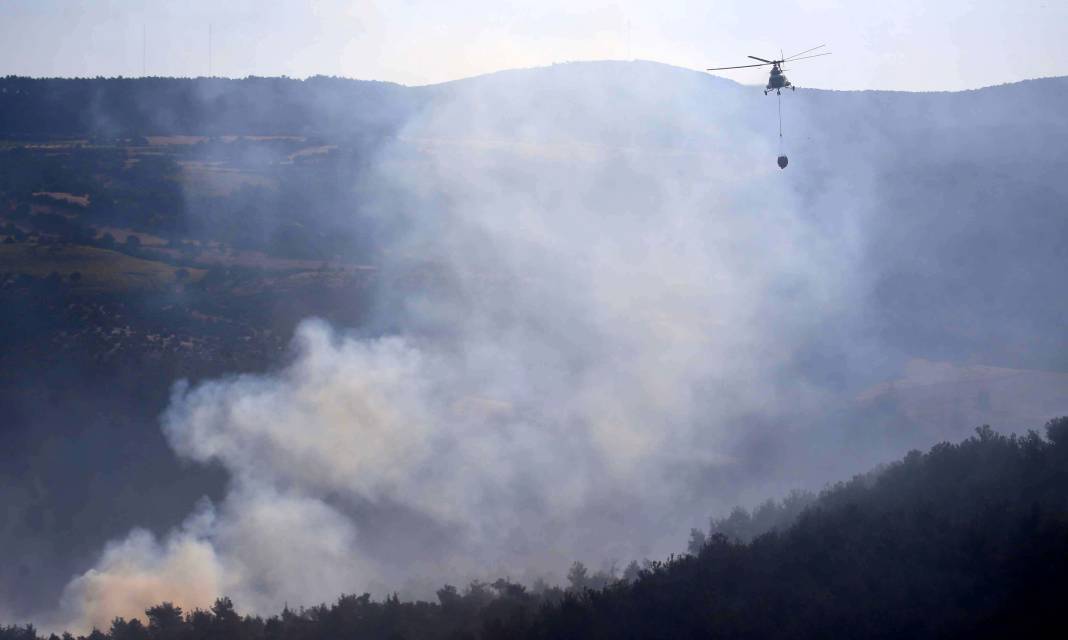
(54, 63, 874, 631)
(58, 503, 225, 632)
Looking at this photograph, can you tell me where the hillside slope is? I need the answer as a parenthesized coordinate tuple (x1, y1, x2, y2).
(2, 63, 1068, 624)
(2, 420, 1065, 640)
(506, 419, 1068, 639)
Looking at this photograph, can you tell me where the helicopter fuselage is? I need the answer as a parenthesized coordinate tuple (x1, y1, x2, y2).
(764, 65, 794, 95)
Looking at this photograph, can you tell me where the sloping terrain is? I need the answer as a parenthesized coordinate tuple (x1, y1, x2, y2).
(4, 421, 1065, 640)
(1, 63, 1067, 623)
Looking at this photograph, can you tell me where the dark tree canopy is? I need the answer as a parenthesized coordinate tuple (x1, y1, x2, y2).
(3, 419, 1067, 640)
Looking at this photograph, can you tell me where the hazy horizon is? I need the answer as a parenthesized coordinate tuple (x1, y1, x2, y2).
(7, 58, 1068, 95)
(2, 1, 1066, 91)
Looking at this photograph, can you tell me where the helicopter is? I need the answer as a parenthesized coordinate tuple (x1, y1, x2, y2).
(707, 45, 831, 95)
(706, 45, 831, 169)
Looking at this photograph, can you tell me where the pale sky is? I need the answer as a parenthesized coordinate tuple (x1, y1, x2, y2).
(1, 0, 1065, 91)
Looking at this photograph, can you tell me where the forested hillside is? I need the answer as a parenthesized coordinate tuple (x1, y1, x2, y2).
(525, 420, 1068, 639)
(2, 419, 1065, 640)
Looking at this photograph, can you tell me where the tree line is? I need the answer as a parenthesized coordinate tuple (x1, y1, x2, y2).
(4, 418, 1067, 639)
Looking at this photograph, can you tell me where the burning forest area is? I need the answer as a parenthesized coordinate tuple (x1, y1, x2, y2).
(3, 7, 1068, 638)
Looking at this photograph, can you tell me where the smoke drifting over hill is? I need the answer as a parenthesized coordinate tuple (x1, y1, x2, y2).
(7, 63, 1068, 632)
(46, 63, 848, 629)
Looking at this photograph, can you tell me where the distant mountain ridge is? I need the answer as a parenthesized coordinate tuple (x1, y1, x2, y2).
(0, 75, 419, 137)
(3, 62, 1066, 137)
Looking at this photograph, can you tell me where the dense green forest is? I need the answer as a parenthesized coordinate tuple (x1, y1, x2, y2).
(4, 418, 1066, 640)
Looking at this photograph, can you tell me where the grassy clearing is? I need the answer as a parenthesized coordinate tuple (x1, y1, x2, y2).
(32, 191, 90, 207)
(0, 244, 204, 292)
(178, 161, 275, 196)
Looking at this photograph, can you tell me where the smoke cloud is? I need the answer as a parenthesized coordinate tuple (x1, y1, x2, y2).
(48, 63, 1068, 631)
(59, 504, 224, 632)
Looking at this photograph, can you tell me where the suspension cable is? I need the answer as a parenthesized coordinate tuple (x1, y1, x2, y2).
(778, 91, 784, 153)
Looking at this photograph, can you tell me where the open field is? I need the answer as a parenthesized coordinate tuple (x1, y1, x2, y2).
(0, 244, 204, 292)
(178, 161, 276, 195)
(32, 191, 90, 207)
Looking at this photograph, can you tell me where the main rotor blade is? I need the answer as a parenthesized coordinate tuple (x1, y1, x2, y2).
(785, 44, 825, 60)
(747, 55, 774, 63)
(785, 52, 831, 63)
(706, 62, 774, 71)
